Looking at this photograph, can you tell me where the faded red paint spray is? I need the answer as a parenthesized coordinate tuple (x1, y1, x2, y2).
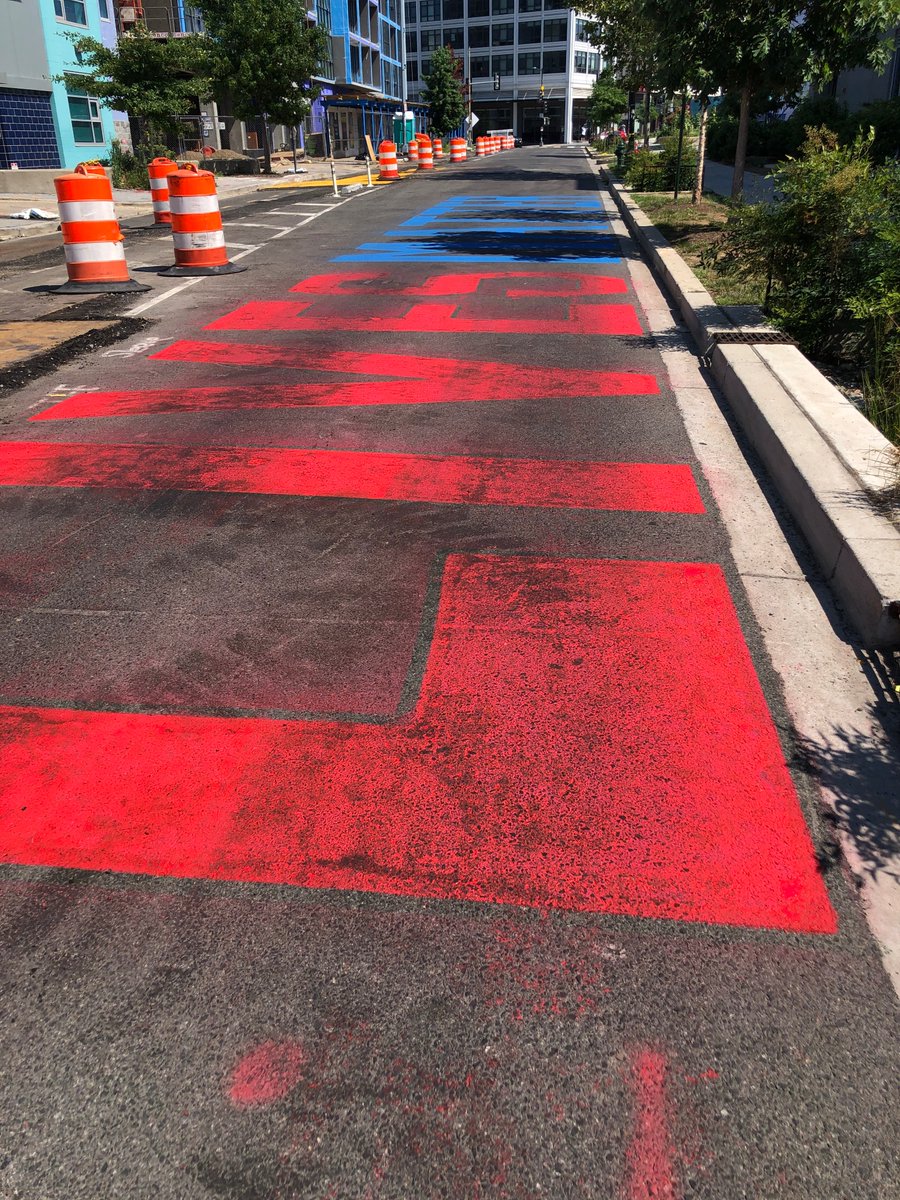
(0, 556, 836, 933)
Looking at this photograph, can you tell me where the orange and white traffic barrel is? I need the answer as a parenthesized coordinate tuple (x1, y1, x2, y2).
(53, 164, 148, 294)
(148, 156, 178, 225)
(77, 160, 107, 177)
(161, 162, 245, 277)
(475, 137, 486, 157)
(378, 139, 399, 180)
(418, 139, 434, 170)
(432, 137, 443, 160)
(407, 139, 419, 162)
(450, 137, 466, 163)
(504, 135, 513, 149)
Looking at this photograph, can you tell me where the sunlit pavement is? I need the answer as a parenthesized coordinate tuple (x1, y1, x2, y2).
(0, 146, 897, 1199)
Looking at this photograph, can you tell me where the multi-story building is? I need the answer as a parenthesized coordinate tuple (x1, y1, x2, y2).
(403, 1, 600, 144)
(0, 0, 118, 170)
(127, 0, 406, 158)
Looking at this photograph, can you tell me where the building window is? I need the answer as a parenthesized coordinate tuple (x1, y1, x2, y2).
(419, 0, 439, 19)
(517, 51, 541, 74)
(421, 56, 431, 74)
(471, 54, 490, 77)
(444, 26, 464, 49)
(442, 0, 462, 17)
(519, 0, 542, 9)
(574, 50, 587, 73)
(575, 18, 593, 41)
(588, 52, 599, 73)
(422, 28, 442, 49)
(407, 59, 418, 81)
(67, 89, 104, 143)
(543, 0, 565, 8)
(406, 30, 417, 52)
(491, 0, 513, 12)
(468, 24, 489, 46)
(54, 0, 87, 24)
(491, 21, 513, 44)
(405, 1, 416, 20)
(543, 17, 567, 41)
(518, 19, 541, 43)
(542, 48, 566, 71)
(491, 52, 512, 74)
(98, 0, 110, 17)
(467, 0, 488, 13)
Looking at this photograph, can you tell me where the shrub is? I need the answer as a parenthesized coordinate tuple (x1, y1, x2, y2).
(108, 138, 170, 189)
(718, 127, 900, 442)
(625, 146, 663, 190)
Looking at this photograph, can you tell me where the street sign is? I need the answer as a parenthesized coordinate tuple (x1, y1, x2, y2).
(466, 113, 480, 127)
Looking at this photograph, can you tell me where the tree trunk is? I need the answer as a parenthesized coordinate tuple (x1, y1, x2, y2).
(692, 98, 709, 205)
(643, 86, 651, 148)
(262, 116, 273, 175)
(673, 92, 687, 201)
(731, 82, 751, 202)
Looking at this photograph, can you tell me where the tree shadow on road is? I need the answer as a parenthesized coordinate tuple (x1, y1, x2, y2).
(791, 648, 900, 882)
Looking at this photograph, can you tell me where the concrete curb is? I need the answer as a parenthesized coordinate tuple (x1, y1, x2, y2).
(602, 169, 900, 648)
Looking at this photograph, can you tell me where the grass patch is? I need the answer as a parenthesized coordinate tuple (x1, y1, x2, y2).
(631, 192, 765, 307)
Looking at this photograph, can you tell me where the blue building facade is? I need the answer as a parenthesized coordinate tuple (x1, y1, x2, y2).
(315, 0, 409, 156)
(0, 0, 116, 170)
(42, 0, 117, 168)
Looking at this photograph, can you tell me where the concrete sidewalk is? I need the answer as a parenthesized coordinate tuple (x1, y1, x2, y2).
(0, 161, 372, 245)
(703, 159, 776, 203)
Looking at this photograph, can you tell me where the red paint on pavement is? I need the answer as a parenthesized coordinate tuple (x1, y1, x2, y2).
(0, 555, 836, 933)
(228, 1041, 307, 1108)
(0, 442, 704, 511)
(34, 351, 658, 421)
(625, 1047, 678, 1200)
(203, 298, 641, 336)
(290, 270, 628, 297)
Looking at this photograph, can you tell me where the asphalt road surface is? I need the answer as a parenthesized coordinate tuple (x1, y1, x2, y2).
(0, 147, 897, 1199)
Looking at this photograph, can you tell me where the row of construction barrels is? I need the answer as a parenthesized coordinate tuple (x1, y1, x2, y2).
(378, 132, 516, 179)
(52, 157, 242, 294)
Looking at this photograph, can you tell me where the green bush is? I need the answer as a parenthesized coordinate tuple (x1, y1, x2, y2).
(718, 127, 900, 442)
(705, 95, 900, 168)
(625, 147, 663, 190)
(108, 138, 170, 189)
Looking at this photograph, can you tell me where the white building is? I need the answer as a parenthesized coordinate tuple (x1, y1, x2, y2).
(403, 1, 600, 144)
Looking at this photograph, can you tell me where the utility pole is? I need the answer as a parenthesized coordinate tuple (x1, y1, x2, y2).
(539, 73, 545, 147)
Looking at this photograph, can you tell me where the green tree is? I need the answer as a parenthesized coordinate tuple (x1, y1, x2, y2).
(575, 1, 663, 147)
(642, 0, 900, 200)
(64, 24, 213, 148)
(422, 46, 467, 137)
(586, 71, 628, 132)
(196, 0, 327, 172)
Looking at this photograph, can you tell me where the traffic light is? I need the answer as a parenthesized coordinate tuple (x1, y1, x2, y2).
(493, 72, 501, 91)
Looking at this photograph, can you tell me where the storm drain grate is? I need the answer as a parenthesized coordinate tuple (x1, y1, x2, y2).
(708, 329, 797, 347)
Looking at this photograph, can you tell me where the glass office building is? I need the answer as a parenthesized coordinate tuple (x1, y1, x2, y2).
(403, 1, 600, 143)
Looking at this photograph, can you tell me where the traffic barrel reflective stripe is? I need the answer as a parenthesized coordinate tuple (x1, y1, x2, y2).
(378, 139, 399, 180)
(418, 140, 434, 169)
(475, 137, 486, 157)
(53, 163, 148, 294)
(450, 137, 466, 162)
(161, 162, 245, 277)
(408, 139, 419, 162)
(148, 156, 178, 225)
(432, 137, 443, 160)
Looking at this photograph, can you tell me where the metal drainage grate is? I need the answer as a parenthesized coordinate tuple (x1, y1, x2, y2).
(700, 328, 797, 365)
(708, 329, 797, 346)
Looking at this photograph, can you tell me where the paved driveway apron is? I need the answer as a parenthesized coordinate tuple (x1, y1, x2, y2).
(0, 148, 897, 1199)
